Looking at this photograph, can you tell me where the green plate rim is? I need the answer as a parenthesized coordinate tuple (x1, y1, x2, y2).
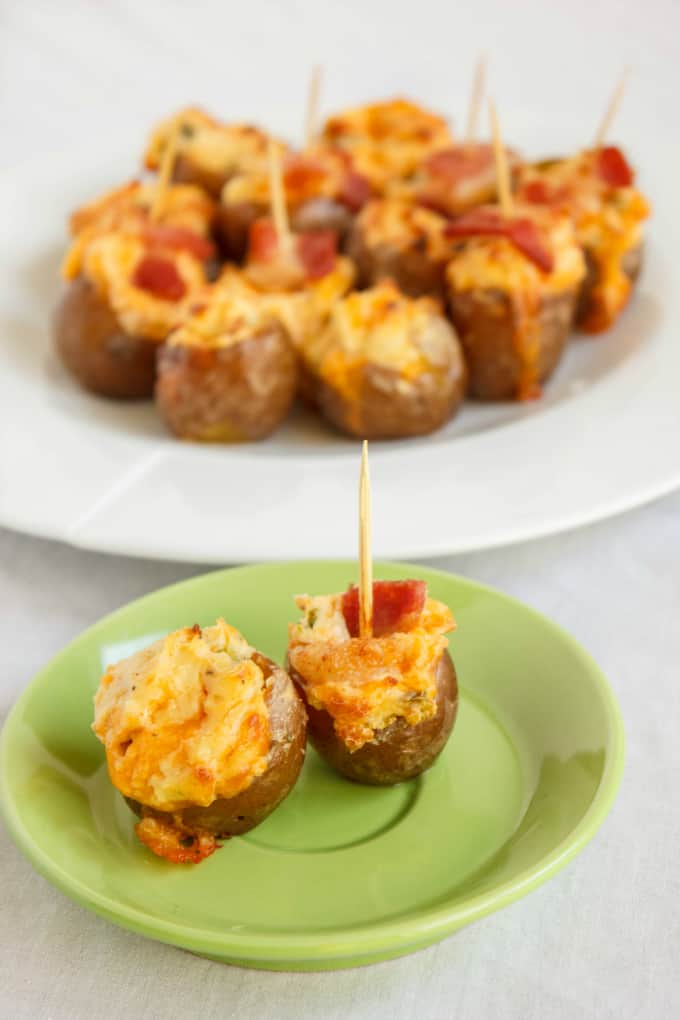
(0, 560, 625, 965)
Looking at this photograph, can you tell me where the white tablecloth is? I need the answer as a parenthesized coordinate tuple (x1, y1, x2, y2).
(2, 2, 679, 1016)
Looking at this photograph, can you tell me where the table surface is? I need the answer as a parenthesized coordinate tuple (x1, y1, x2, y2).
(3, 2, 680, 1017)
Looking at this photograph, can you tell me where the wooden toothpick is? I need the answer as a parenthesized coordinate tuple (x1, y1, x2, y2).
(359, 440, 373, 638)
(268, 138, 291, 250)
(150, 129, 179, 222)
(593, 67, 630, 150)
(305, 65, 322, 149)
(489, 99, 513, 218)
(465, 54, 487, 147)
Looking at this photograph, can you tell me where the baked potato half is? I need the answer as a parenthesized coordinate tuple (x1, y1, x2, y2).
(54, 276, 159, 400)
(54, 232, 209, 400)
(93, 620, 306, 864)
(287, 581, 457, 785)
(301, 281, 467, 438)
(346, 199, 452, 299)
(445, 205, 586, 400)
(156, 292, 297, 441)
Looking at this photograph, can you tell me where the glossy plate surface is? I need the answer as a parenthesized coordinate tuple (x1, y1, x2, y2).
(0, 561, 624, 969)
(0, 119, 678, 561)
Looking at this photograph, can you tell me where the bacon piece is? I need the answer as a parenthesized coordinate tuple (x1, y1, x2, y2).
(296, 230, 337, 280)
(339, 171, 372, 211)
(132, 255, 187, 300)
(139, 224, 216, 260)
(445, 208, 554, 273)
(342, 580, 427, 638)
(248, 218, 279, 261)
(425, 143, 494, 183)
(596, 146, 634, 188)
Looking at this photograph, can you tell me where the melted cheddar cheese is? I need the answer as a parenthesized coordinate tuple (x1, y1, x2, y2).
(322, 98, 452, 189)
(355, 198, 451, 261)
(144, 106, 286, 178)
(303, 281, 457, 399)
(93, 620, 271, 812)
(62, 181, 214, 280)
(81, 232, 207, 340)
(167, 290, 280, 350)
(518, 151, 650, 331)
(222, 146, 355, 210)
(216, 258, 355, 351)
(288, 594, 454, 751)
(446, 206, 585, 295)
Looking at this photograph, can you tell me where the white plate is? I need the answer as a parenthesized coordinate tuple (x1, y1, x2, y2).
(1, 135, 678, 564)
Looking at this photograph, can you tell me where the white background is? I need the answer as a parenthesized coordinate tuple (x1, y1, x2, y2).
(2, 1, 680, 1017)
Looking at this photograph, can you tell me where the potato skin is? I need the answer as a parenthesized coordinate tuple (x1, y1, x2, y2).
(313, 344, 467, 439)
(126, 655, 307, 837)
(346, 219, 447, 300)
(53, 276, 158, 400)
(155, 324, 297, 441)
(447, 285, 578, 400)
(575, 240, 643, 328)
(289, 651, 458, 785)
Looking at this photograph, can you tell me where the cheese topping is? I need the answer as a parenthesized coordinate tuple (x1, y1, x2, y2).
(62, 181, 214, 280)
(144, 106, 285, 177)
(322, 98, 452, 189)
(303, 281, 457, 395)
(217, 258, 355, 351)
(356, 198, 451, 261)
(222, 146, 355, 209)
(288, 594, 454, 750)
(81, 232, 207, 340)
(167, 290, 280, 350)
(445, 204, 585, 295)
(518, 151, 650, 330)
(93, 619, 271, 812)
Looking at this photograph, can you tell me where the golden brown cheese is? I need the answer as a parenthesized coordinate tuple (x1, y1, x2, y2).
(144, 106, 286, 178)
(222, 146, 354, 210)
(93, 620, 270, 812)
(304, 280, 456, 398)
(518, 152, 649, 331)
(81, 232, 208, 340)
(288, 594, 454, 750)
(445, 206, 586, 295)
(62, 181, 215, 280)
(322, 98, 452, 190)
(167, 289, 280, 350)
(355, 198, 451, 261)
(216, 258, 355, 351)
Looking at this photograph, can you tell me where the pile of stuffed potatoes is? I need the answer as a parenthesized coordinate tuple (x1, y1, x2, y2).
(55, 99, 650, 441)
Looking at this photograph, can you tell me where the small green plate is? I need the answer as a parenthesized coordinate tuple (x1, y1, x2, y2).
(0, 561, 624, 970)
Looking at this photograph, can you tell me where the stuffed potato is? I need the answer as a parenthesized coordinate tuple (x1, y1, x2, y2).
(156, 288, 297, 441)
(300, 280, 467, 437)
(517, 147, 649, 333)
(445, 204, 586, 400)
(93, 619, 306, 863)
(287, 580, 458, 785)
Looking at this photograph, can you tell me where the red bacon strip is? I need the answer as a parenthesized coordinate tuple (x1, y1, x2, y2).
(596, 146, 634, 188)
(139, 224, 216, 261)
(248, 218, 279, 261)
(296, 230, 337, 280)
(445, 208, 554, 273)
(342, 580, 427, 638)
(132, 255, 187, 300)
(425, 143, 494, 183)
